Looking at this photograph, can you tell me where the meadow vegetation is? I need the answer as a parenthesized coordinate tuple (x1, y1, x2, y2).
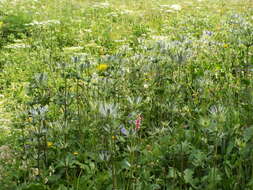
(0, 0, 253, 189)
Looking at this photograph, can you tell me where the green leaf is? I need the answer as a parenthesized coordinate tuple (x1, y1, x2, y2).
(243, 126, 253, 142)
(168, 167, 179, 179)
(184, 169, 194, 184)
(226, 141, 234, 155)
(120, 159, 131, 169)
(21, 183, 46, 190)
(73, 160, 89, 170)
(57, 184, 68, 190)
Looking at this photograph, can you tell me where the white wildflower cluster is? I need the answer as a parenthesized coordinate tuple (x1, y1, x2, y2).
(120, 9, 134, 15)
(4, 43, 30, 49)
(25, 19, 60, 26)
(92, 2, 110, 9)
(3, 0, 20, 6)
(106, 12, 118, 17)
(114, 39, 126, 43)
(143, 84, 149, 89)
(151, 35, 169, 41)
(91, 73, 99, 84)
(197, 77, 213, 88)
(63, 46, 83, 53)
(0, 125, 11, 132)
(121, 67, 130, 74)
(83, 29, 92, 33)
(160, 4, 182, 13)
(119, 44, 133, 52)
(106, 8, 135, 17)
(170, 4, 182, 11)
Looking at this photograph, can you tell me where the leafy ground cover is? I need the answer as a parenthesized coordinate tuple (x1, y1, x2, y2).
(0, 0, 253, 189)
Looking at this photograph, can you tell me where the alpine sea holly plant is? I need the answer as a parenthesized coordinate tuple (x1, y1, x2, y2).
(0, 0, 253, 189)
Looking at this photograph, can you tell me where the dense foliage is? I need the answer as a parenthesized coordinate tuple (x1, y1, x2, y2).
(0, 0, 253, 189)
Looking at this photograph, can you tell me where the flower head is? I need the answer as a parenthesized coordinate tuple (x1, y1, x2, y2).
(120, 127, 129, 136)
(203, 30, 213, 36)
(47, 142, 53, 148)
(73, 152, 79, 155)
(223, 44, 229, 48)
(97, 64, 108, 71)
(27, 117, 32, 122)
(170, 4, 182, 11)
(135, 115, 143, 130)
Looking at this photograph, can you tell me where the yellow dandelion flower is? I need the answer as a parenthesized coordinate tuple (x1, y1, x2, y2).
(97, 64, 108, 71)
(73, 152, 79, 155)
(223, 44, 229, 48)
(47, 142, 53, 148)
(112, 135, 116, 140)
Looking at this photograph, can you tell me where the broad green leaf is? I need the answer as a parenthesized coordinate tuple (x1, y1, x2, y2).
(120, 159, 131, 169)
(184, 169, 194, 184)
(243, 126, 253, 142)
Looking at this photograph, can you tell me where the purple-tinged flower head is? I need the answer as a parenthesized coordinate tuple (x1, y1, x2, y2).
(121, 127, 129, 136)
(203, 30, 213, 36)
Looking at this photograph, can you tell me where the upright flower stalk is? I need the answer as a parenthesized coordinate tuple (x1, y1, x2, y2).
(135, 114, 143, 130)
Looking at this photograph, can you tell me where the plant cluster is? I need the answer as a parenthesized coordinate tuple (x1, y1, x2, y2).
(0, 0, 253, 189)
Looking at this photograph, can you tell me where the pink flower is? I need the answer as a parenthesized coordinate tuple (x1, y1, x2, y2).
(135, 115, 142, 130)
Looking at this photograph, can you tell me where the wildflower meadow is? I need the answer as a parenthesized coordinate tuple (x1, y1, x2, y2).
(0, 0, 253, 189)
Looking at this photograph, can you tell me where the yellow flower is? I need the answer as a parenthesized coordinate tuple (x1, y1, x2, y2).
(0, 21, 3, 28)
(112, 135, 116, 140)
(99, 48, 105, 55)
(223, 44, 229, 48)
(97, 64, 108, 71)
(47, 142, 53, 148)
(73, 152, 79, 155)
(27, 117, 32, 122)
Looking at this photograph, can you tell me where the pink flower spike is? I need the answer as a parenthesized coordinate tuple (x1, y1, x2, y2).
(135, 115, 142, 130)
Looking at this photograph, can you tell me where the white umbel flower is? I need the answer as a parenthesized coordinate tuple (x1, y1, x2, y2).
(4, 43, 30, 49)
(170, 4, 182, 11)
(25, 20, 60, 26)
